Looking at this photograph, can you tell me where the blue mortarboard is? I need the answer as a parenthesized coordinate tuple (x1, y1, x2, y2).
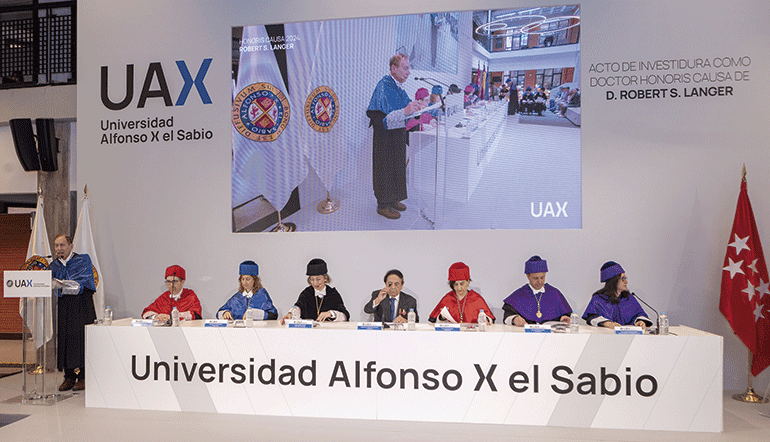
(431, 85, 443, 95)
(239, 260, 259, 276)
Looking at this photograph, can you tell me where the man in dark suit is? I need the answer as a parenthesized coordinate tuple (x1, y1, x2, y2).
(364, 269, 419, 322)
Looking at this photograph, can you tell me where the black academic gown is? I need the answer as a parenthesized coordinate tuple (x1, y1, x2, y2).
(51, 253, 97, 372)
(366, 75, 410, 207)
(367, 110, 408, 207)
(294, 286, 350, 321)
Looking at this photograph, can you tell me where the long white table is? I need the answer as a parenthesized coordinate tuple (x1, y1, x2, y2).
(86, 321, 722, 432)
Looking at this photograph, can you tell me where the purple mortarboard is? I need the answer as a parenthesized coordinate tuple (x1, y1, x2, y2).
(525, 255, 548, 274)
(600, 261, 625, 282)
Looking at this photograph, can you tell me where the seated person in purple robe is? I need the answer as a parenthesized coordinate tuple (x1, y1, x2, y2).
(582, 261, 653, 329)
(502, 256, 573, 326)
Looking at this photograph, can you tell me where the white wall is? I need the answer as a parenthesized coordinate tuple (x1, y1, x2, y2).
(31, 0, 763, 396)
(0, 126, 39, 193)
(0, 85, 76, 123)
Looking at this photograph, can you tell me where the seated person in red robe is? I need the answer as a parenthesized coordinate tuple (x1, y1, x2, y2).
(142, 265, 202, 322)
(429, 262, 495, 324)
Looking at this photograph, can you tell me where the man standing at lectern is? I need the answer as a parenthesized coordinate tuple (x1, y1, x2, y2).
(51, 234, 97, 391)
(366, 54, 425, 220)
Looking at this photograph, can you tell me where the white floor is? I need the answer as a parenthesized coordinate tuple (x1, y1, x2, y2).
(0, 367, 769, 442)
(278, 104, 581, 232)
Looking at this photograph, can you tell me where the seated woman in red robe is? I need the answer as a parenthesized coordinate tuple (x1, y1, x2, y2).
(142, 265, 202, 323)
(429, 262, 495, 324)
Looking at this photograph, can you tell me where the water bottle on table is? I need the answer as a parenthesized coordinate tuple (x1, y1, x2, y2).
(570, 312, 579, 333)
(407, 308, 416, 331)
(104, 306, 113, 326)
(244, 308, 254, 327)
(478, 309, 487, 332)
(171, 306, 180, 327)
(658, 312, 669, 335)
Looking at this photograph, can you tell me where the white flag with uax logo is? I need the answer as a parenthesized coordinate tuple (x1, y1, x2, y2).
(73, 191, 104, 319)
(232, 25, 307, 213)
(285, 21, 346, 196)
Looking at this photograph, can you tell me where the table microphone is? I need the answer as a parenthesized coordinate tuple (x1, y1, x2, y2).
(381, 302, 390, 329)
(632, 292, 659, 335)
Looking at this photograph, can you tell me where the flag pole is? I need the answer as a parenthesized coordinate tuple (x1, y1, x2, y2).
(732, 351, 765, 403)
(732, 165, 764, 402)
(316, 190, 341, 214)
(265, 198, 296, 232)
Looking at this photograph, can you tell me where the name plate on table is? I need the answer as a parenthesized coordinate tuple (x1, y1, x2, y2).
(615, 325, 644, 335)
(525, 324, 552, 333)
(3, 270, 52, 298)
(434, 323, 461, 332)
(286, 319, 314, 328)
(131, 319, 153, 327)
(358, 322, 383, 330)
(204, 319, 228, 327)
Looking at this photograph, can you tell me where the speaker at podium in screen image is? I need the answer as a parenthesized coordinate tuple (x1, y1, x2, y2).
(231, 5, 581, 232)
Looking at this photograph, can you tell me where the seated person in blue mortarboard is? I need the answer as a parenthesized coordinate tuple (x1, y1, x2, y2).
(217, 260, 278, 320)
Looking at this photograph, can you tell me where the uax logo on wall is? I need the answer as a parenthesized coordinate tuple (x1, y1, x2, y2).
(100, 59, 213, 110)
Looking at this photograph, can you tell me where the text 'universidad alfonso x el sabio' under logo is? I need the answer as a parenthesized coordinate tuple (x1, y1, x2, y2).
(100, 59, 213, 110)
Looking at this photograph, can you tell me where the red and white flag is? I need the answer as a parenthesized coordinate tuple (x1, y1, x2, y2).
(720, 173, 770, 376)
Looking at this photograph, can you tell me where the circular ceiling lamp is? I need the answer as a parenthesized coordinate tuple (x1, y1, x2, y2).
(475, 15, 547, 35)
(519, 16, 581, 35)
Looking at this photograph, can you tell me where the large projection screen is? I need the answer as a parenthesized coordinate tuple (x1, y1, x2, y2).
(231, 7, 581, 232)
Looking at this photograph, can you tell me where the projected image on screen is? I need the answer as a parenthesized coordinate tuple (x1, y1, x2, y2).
(231, 5, 581, 232)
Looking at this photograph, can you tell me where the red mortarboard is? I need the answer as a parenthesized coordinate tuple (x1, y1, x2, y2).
(165, 265, 186, 280)
(448, 262, 470, 281)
